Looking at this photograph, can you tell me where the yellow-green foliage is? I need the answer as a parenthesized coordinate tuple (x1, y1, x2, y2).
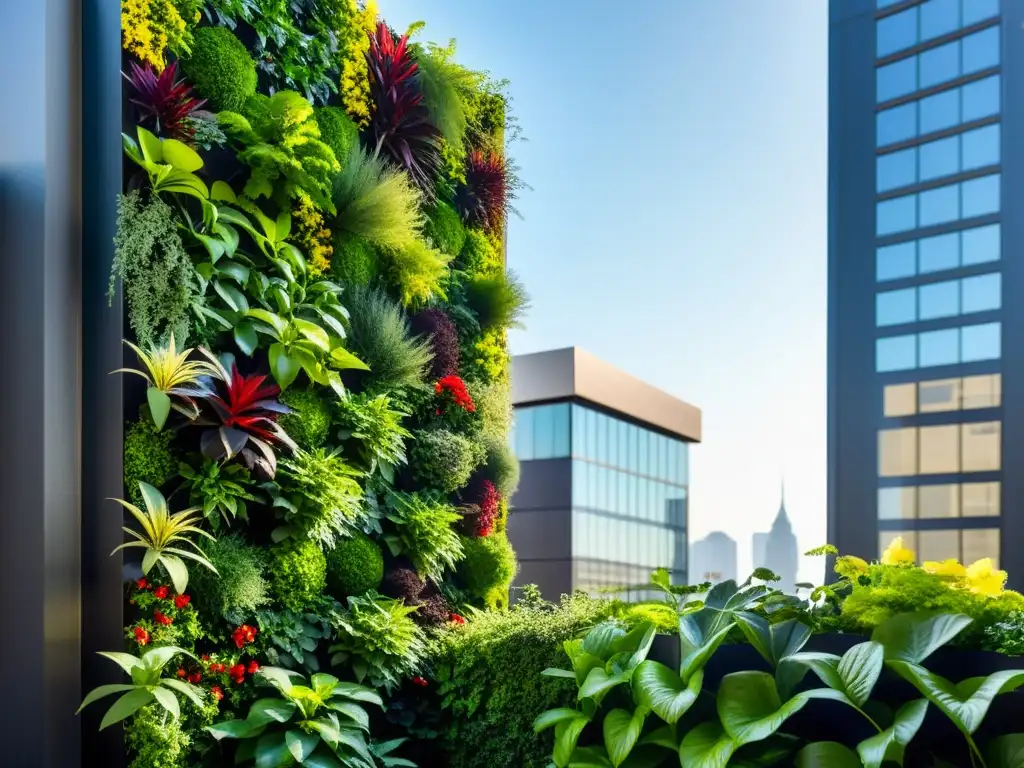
(336, 0, 378, 127)
(268, 539, 328, 612)
(180, 26, 256, 112)
(462, 328, 509, 385)
(314, 106, 360, 163)
(290, 193, 333, 276)
(457, 229, 499, 275)
(123, 418, 177, 504)
(425, 200, 467, 257)
(326, 532, 385, 598)
(278, 387, 333, 449)
(382, 239, 453, 307)
(122, 0, 193, 72)
(460, 533, 517, 609)
(469, 380, 513, 444)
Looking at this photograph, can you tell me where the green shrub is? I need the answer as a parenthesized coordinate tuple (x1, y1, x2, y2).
(344, 286, 433, 394)
(314, 106, 360, 163)
(188, 533, 270, 621)
(329, 591, 426, 691)
(469, 380, 513, 444)
(125, 705, 191, 768)
(268, 538, 327, 613)
(464, 270, 529, 331)
(331, 229, 378, 288)
(476, 435, 520, 496)
(381, 237, 453, 307)
(428, 592, 611, 768)
(410, 429, 485, 493)
(180, 26, 257, 112)
(123, 418, 177, 504)
(460, 532, 517, 609)
(412, 41, 482, 155)
(335, 393, 411, 478)
(278, 449, 366, 549)
(325, 531, 385, 598)
(456, 228, 498, 274)
(461, 327, 509, 385)
(424, 200, 467, 256)
(278, 387, 332, 449)
(386, 492, 465, 583)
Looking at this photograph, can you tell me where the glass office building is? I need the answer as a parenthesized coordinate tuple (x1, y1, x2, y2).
(507, 348, 701, 602)
(829, 0, 1021, 576)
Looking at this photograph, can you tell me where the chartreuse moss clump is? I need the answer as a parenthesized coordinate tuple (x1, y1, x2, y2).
(331, 230, 378, 288)
(326, 531, 385, 598)
(459, 532, 517, 609)
(268, 538, 327, 612)
(123, 418, 177, 504)
(315, 106, 360, 163)
(188, 534, 270, 620)
(278, 387, 332, 449)
(180, 26, 256, 112)
(425, 200, 467, 256)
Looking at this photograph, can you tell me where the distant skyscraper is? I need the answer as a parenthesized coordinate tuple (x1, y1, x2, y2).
(690, 532, 737, 585)
(753, 483, 799, 593)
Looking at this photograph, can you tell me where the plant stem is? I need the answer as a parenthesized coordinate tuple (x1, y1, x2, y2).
(966, 734, 987, 768)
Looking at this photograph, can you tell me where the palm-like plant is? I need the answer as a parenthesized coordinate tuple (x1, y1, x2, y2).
(77, 646, 204, 729)
(112, 481, 217, 594)
(113, 333, 221, 429)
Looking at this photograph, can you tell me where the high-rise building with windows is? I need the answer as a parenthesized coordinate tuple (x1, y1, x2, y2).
(507, 348, 701, 601)
(828, 0, 1015, 579)
(690, 532, 738, 586)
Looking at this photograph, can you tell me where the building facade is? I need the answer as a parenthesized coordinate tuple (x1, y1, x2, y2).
(690, 532, 738, 585)
(828, 0, 1020, 578)
(753, 488, 799, 594)
(508, 348, 702, 601)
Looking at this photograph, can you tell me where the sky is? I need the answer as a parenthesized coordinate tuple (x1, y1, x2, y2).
(380, 0, 830, 583)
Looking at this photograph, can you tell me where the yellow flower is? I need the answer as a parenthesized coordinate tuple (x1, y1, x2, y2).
(922, 559, 967, 579)
(965, 558, 1007, 597)
(834, 555, 869, 578)
(880, 536, 915, 566)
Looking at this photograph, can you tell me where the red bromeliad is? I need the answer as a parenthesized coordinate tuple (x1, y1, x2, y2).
(123, 60, 207, 143)
(456, 150, 509, 233)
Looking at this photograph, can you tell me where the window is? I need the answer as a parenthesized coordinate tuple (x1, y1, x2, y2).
(920, 88, 960, 135)
(919, 279, 959, 320)
(919, 40, 959, 90)
(919, 529, 961, 561)
(877, 76, 1000, 148)
(875, 175, 1001, 236)
(919, 378, 959, 412)
(919, 424, 959, 474)
(877, 288, 916, 326)
(877, 148, 917, 192)
(962, 0, 999, 26)
(962, 224, 1000, 266)
(878, 57, 918, 102)
(877, 6, 918, 57)
(961, 273, 1000, 314)
(919, 0, 958, 40)
(918, 135, 959, 182)
(962, 481, 1000, 516)
(514, 407, 535, 460)
(962, 529, 1000, 566)
(878, 102, 916, 146)
(919, 328, 958, 367)
(919, 183, 959, 227)
(962, 421, 1000, 471)
(961, 321, 1000, 362)
(884, 382, 917, 416)
(919, 232, 958, 273)
(919, 483, 959, 517)
(961, 374, 1000, 409)
(962, 75, 1000, 122)
(879, 124, 1002, 195)
(877, 224, 1000, 283)
(878, 487, 916, 519)
(962, 124, 1000, 170)
(877, 194, 917, 236)
(962, 26, 999, 74)
(880, 428, 917, 477)
(961, 174, 1000, 219)
(877, 334, 917, 372)
(513, 404, 570, 460)
(876, 322, 1001, 371)
(879, 481, 1000, 519)
(876, 29, 1001, 105)
(877, 241, 917, 281)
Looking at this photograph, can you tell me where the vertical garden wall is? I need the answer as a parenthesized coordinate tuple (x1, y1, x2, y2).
(80, 2, 528, 765)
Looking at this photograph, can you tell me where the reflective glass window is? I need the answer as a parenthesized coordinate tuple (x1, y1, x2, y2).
(961, 174, 1000, 219)
(878, 147, 918, 192)
(877, 241, 917, 282)
(878, 487, 916, 519)
(919, 88, 960, 135)
(963, 528, 1000, 567)
(596, 413, 610, 464)
(515, 407, 535, 460)
(919, 529, 961, 562)
(919, 378, 960, 412)
(877, 334, 917, 372)
(878, 194, 917, 235)
(584, 407, 597, 461)
(877, 102, 917, 146)
(962, 0, 999, 26)
(877, 288, 916, 326)
(919, 134, 959, 181)
(880, 428, 918, 477)
(961, 272, 1000, 314)
(919, 424, 959, 474)
(919, 183, 959, 227)
(919, 231, 959, 274)
(884, 382, 917, 417)
(962, 124, 1000, 171)
(533, 406, 555, 458)
(877, 7, 919, 57)
(877, 0, 904, 7)
(919, 483, 959, 517)
(878, 57, 918, 102)
(919, 40, 959, 89)
(553, 404, 570, 457)
(961, 321, 1000, 362)
(571, 405, 584, 457)
(963, 481, 1000, 517)
(962, 421, 1001, 471)
(919, 327, 959, 367)
(962, 374, 1000, 409)
(962, 75, 1000, 122)
(962, 223, 1000, 266)
(918, 279, 959, 320)
(919, 0, 958, 40)
(962, 26, 1000, 75)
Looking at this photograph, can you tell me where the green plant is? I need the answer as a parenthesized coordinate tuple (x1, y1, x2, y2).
(329, 591, 426, 691)
(385, 492, 465, 583)
(267, 538, 327, 613)
(331, 230, 379, 287)
(122, 126, 210, 203)
(276, 448, 366, 547)
(460, 532, 517, 609)
(124, 418, 178, 504)
(410, 428, 485, 493)
(381, 237, 453, 307)
(111, 191, 201, 348)
(315, 106, 360, 164)
(335, 393, 412, 482)
(456, 228, 499, 275)
(985, 612, 1024, 655)
(343, 286, 433, 394)
(122, 0, 194, 71)
(278, 387, 332, 449)
(177, 460, 257, 530)
(77, 646, 204, 729)
(336, 0, 378, 126)
(188, 533, 269, 620)
(464, 270, 529, 331)
(462, 327, 509, 385)
(411, 38, 483, 157)
(253, 598, 336, 673)
(124, 704, 192, 768)
(326, 531, 385, 598)
(113, 482, 217, 594)
(469, 381, 513, 444)
(476, 434, 520, 496)
(424, 199, 467, 257)
(179, 25, 257, 112)
(206, 666, 386, 767)
(218, 90, 340, 211)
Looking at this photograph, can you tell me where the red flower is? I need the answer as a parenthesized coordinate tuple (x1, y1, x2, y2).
(475, 481, 500, 537)
(176, 668, 186, 678)
(450, 613, 466, 625)
(135, 578, 149, 590)
(153, 586, 169, 600)
(212, 663, 226, 674)
(201, 654, 211, 662)
(247, 661, 260, 675)
(228, 664, 246, 684)
(153, 610, 173, 626)
(411, 676, 429, 687)
(210, 685, 224, 702)
(232, 624, 258, 649)
(188, 672, 202, 684)
(174, 594, 191, 610)
(133, 626, 150, 646)
(435, 376, 475, 413)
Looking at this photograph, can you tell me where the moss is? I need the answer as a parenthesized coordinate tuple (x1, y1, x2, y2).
(315, 106, 360, 163)
(278, 388, 332, 449)
(325, 532, 385, 598)
(425, 200, 467, 257)
(180, 26, 257, 112)
(456, 229, 497, 275)
(331, 230, 378, 288)
(123, 418, 177, 504)
(460, 532, 517, 609)
(188, 534, 270, 621)
(268, 539, 327, 613)
(410, 429, 485, 494)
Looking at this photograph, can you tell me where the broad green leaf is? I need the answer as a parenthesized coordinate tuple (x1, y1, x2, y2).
(207, 718, 268, 740)
(247, 308, 289, 337)
(541, 668, 576, 679)
(161, 678, 205, 707)
(216, 260, 249, 284)
(248, 697, 298, 726)
(158, 553, 189, 594)
(122, 133, 143, 165)
(680, 622, 735, 682)
(300, 754, 343, 768)
(143, 645, 192, 673)
(151, 686, 180, 719)
(534, 708, 587, 733)
(796, 742, 862, 768)
(100, 688, 153, 729)
(872, 612, 973, 664)
(292, 318, 330, 352)
(987, 734, 1024, 768)
(678, 721, 737, 768)
(195, 233, 226, 263)
(269, 344, 301, 390)
(137, 127, 163, 164)
(76, 683, 137, 713)
(147, 387, 171, 430)
(566, 746, 612, 767)
(887, 662, 1024, 735)
(735, 616, 811, 669)
(578, 667, 631, 704)
(211, 180, 237, 202)
(329, 681, 382, 707)
(213, 279, 249, 313)
(326, 701, 369, 731)
(856, 698, 927, 768)
(234, 321, 259, 357)
(634, 662, 703, 724)
(640, 725, 678, 750)
(141, 548, 159, 574)
(603, 707, 646, 767)
(329, 346, 370, 371)
(255, 730, 293, 768)
(285, 729, 321, 762)
(275, 211, 292, 240)
(554, 716, 591, 768)
(837, 642, 884, 707)
(787, 652, 843, 691)
(97, 651, 143, 676)
(161, 139, 203, 172)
